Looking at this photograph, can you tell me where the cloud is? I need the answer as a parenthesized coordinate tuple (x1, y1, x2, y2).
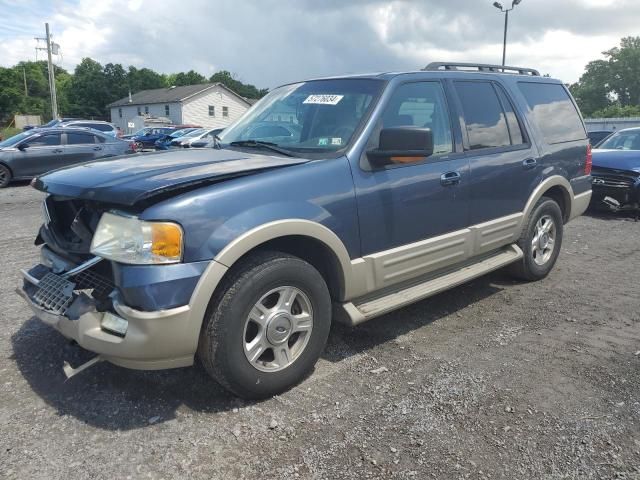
(0, 0, 638, 88)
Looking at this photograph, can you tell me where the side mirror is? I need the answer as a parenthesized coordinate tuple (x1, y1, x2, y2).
(367, 127, 433, 167)
(17, 143, 29, 151)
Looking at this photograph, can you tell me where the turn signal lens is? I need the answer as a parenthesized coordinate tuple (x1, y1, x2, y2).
(151, 223, 183, 259)
(585, 144, 592, 175)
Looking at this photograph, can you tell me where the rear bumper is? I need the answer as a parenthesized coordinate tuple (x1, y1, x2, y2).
(569, 189, 592, 221)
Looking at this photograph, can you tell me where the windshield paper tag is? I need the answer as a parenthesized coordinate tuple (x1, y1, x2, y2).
(303, 94, 344, 105)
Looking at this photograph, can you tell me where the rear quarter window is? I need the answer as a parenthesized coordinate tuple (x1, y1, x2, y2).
(518, 82, 586, 144)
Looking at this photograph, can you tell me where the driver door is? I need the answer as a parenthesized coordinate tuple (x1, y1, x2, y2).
(350, 81, 471, 287)
(17, 132, 64, 177)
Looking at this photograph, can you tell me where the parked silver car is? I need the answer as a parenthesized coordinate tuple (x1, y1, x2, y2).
(0, 128, 135, 188)
(59, 120, 118, 137)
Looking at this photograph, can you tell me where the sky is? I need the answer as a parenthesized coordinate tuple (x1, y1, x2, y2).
(0, 0, 638, 89)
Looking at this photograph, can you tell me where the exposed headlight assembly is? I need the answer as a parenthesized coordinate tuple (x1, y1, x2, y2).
(90, 212, 183, 264)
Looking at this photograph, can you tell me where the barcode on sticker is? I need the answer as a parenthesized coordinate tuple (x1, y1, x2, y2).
(303, 94, 344, 105)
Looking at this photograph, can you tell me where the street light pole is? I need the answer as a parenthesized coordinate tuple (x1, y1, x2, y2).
(493, 0, 522, 66)
(45, 23, 58, 120)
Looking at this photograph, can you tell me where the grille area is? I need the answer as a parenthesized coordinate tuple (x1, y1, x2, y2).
(32, 273, 76, 315)
(591, 172, 636, 189)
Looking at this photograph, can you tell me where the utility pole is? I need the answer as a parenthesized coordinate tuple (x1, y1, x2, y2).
(23, 67, 28, 96)
(36, 23, 58, 120)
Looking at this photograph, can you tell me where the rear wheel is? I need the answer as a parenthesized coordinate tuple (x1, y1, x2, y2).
(0, 164, 11, 188)
(509, 197, 563, 281)
(198, 251, 332, 399)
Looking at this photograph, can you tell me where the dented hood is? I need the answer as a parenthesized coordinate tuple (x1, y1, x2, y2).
(33, 148, 309, 206)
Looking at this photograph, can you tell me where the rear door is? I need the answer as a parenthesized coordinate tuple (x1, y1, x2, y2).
(451, 80, 538, 242)
(16, 132, 64, 176)
(63, 131, 103, 167)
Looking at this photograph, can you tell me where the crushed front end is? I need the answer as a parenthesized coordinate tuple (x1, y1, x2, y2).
(590, 167, 640, 212)
(17, 195, 207, 371)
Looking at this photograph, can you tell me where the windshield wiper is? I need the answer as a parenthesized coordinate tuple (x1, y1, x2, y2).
(229, 140, 295, 157)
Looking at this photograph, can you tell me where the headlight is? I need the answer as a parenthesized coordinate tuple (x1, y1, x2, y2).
(90, 212, 183, 264)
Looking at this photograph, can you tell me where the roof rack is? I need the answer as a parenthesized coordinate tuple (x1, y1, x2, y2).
(423, 62, 540, 76)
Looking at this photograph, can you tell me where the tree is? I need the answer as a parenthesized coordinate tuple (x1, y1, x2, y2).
(127, 66, 166, 92)
(209, 70, 268, 99)
(571, 36, 640, 117)
(169, 70, 207, 86)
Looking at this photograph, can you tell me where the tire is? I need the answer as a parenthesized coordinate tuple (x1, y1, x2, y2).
(198, 250, 332, 399)
(0, 164, 11, 188)
(509, 196, 564, 281)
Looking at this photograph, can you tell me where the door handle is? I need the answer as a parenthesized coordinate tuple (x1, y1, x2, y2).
(53, 149, 63, 154)
(93, 146, 102, 151)
(440, 171, 461, 186)
(522, 158, 537, 169)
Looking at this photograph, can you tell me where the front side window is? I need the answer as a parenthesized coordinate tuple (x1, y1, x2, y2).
(378, 81, 453, 156)
(518, 82, 586, 144)
(220, 78, 384, 155)
(598, 130, 640, 150)
(455, 81, 511, 150)
(27, 133, 61, 147)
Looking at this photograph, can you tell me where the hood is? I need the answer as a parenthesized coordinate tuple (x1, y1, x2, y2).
(33, 148, 309, 206)
(592, 149, 640, 173)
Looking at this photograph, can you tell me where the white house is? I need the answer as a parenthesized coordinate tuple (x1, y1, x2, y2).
(108, 83, 254, 133)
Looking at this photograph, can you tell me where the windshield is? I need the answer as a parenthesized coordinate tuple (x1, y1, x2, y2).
(598, 130, 640, 150)
(0, 131, 33, 148)
(220, 78, 384, 154)
(42, 119, 60, 128)
(133, 128, 151, 136)
(183, 128, 205, 138)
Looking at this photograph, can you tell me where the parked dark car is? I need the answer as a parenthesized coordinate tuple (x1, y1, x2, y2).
(154, 128, 200, 150)
(590, 127, 640, 210)
(587, 130, 613, 147)
(0, 128, 135, 187)
(18, 62, 591, 399)
(129, 127, 176, 149)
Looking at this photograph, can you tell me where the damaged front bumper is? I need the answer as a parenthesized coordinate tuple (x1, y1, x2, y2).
(17, 251, 199, 371)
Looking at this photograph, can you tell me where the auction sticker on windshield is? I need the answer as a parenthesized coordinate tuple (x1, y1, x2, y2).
(303, 94, 344, 105)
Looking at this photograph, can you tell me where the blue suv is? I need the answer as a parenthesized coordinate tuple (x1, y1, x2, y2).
(18, 63, 592, 398)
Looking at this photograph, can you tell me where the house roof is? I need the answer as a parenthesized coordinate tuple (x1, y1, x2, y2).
(108, 82, 253, 108)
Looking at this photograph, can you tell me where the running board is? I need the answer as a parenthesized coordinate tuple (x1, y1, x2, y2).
(337, 244, 523, 326)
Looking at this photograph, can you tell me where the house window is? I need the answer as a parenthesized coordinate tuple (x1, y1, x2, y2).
(208, 105, 215, 117)
(165, 105, 170, 116)
(137, 106, 141, 116)
(144, 106, 149, 114)
(222, 106, 229, 118)
(118, 108, 122, 118)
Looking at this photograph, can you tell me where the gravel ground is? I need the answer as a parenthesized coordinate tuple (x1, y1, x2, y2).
(0, 184, 639, 480)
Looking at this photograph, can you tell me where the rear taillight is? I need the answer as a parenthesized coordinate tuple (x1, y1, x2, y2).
(585, 143, 592, 175)
(128, 141, 137, 153)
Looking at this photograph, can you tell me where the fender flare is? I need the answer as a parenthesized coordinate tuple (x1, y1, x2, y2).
(184, 220, 355, 349)
(519, 175, 574, 230)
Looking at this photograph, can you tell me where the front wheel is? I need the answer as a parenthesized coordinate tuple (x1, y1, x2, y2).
(198, 251, 332, 399)
(509, 197, 564, 281)
(0, 164, 11, 188)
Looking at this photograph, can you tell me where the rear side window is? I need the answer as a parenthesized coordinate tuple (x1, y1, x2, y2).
(454, 81, 511, 150)
(518, 82, 586, 144)
(67, 132, 96, 145)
